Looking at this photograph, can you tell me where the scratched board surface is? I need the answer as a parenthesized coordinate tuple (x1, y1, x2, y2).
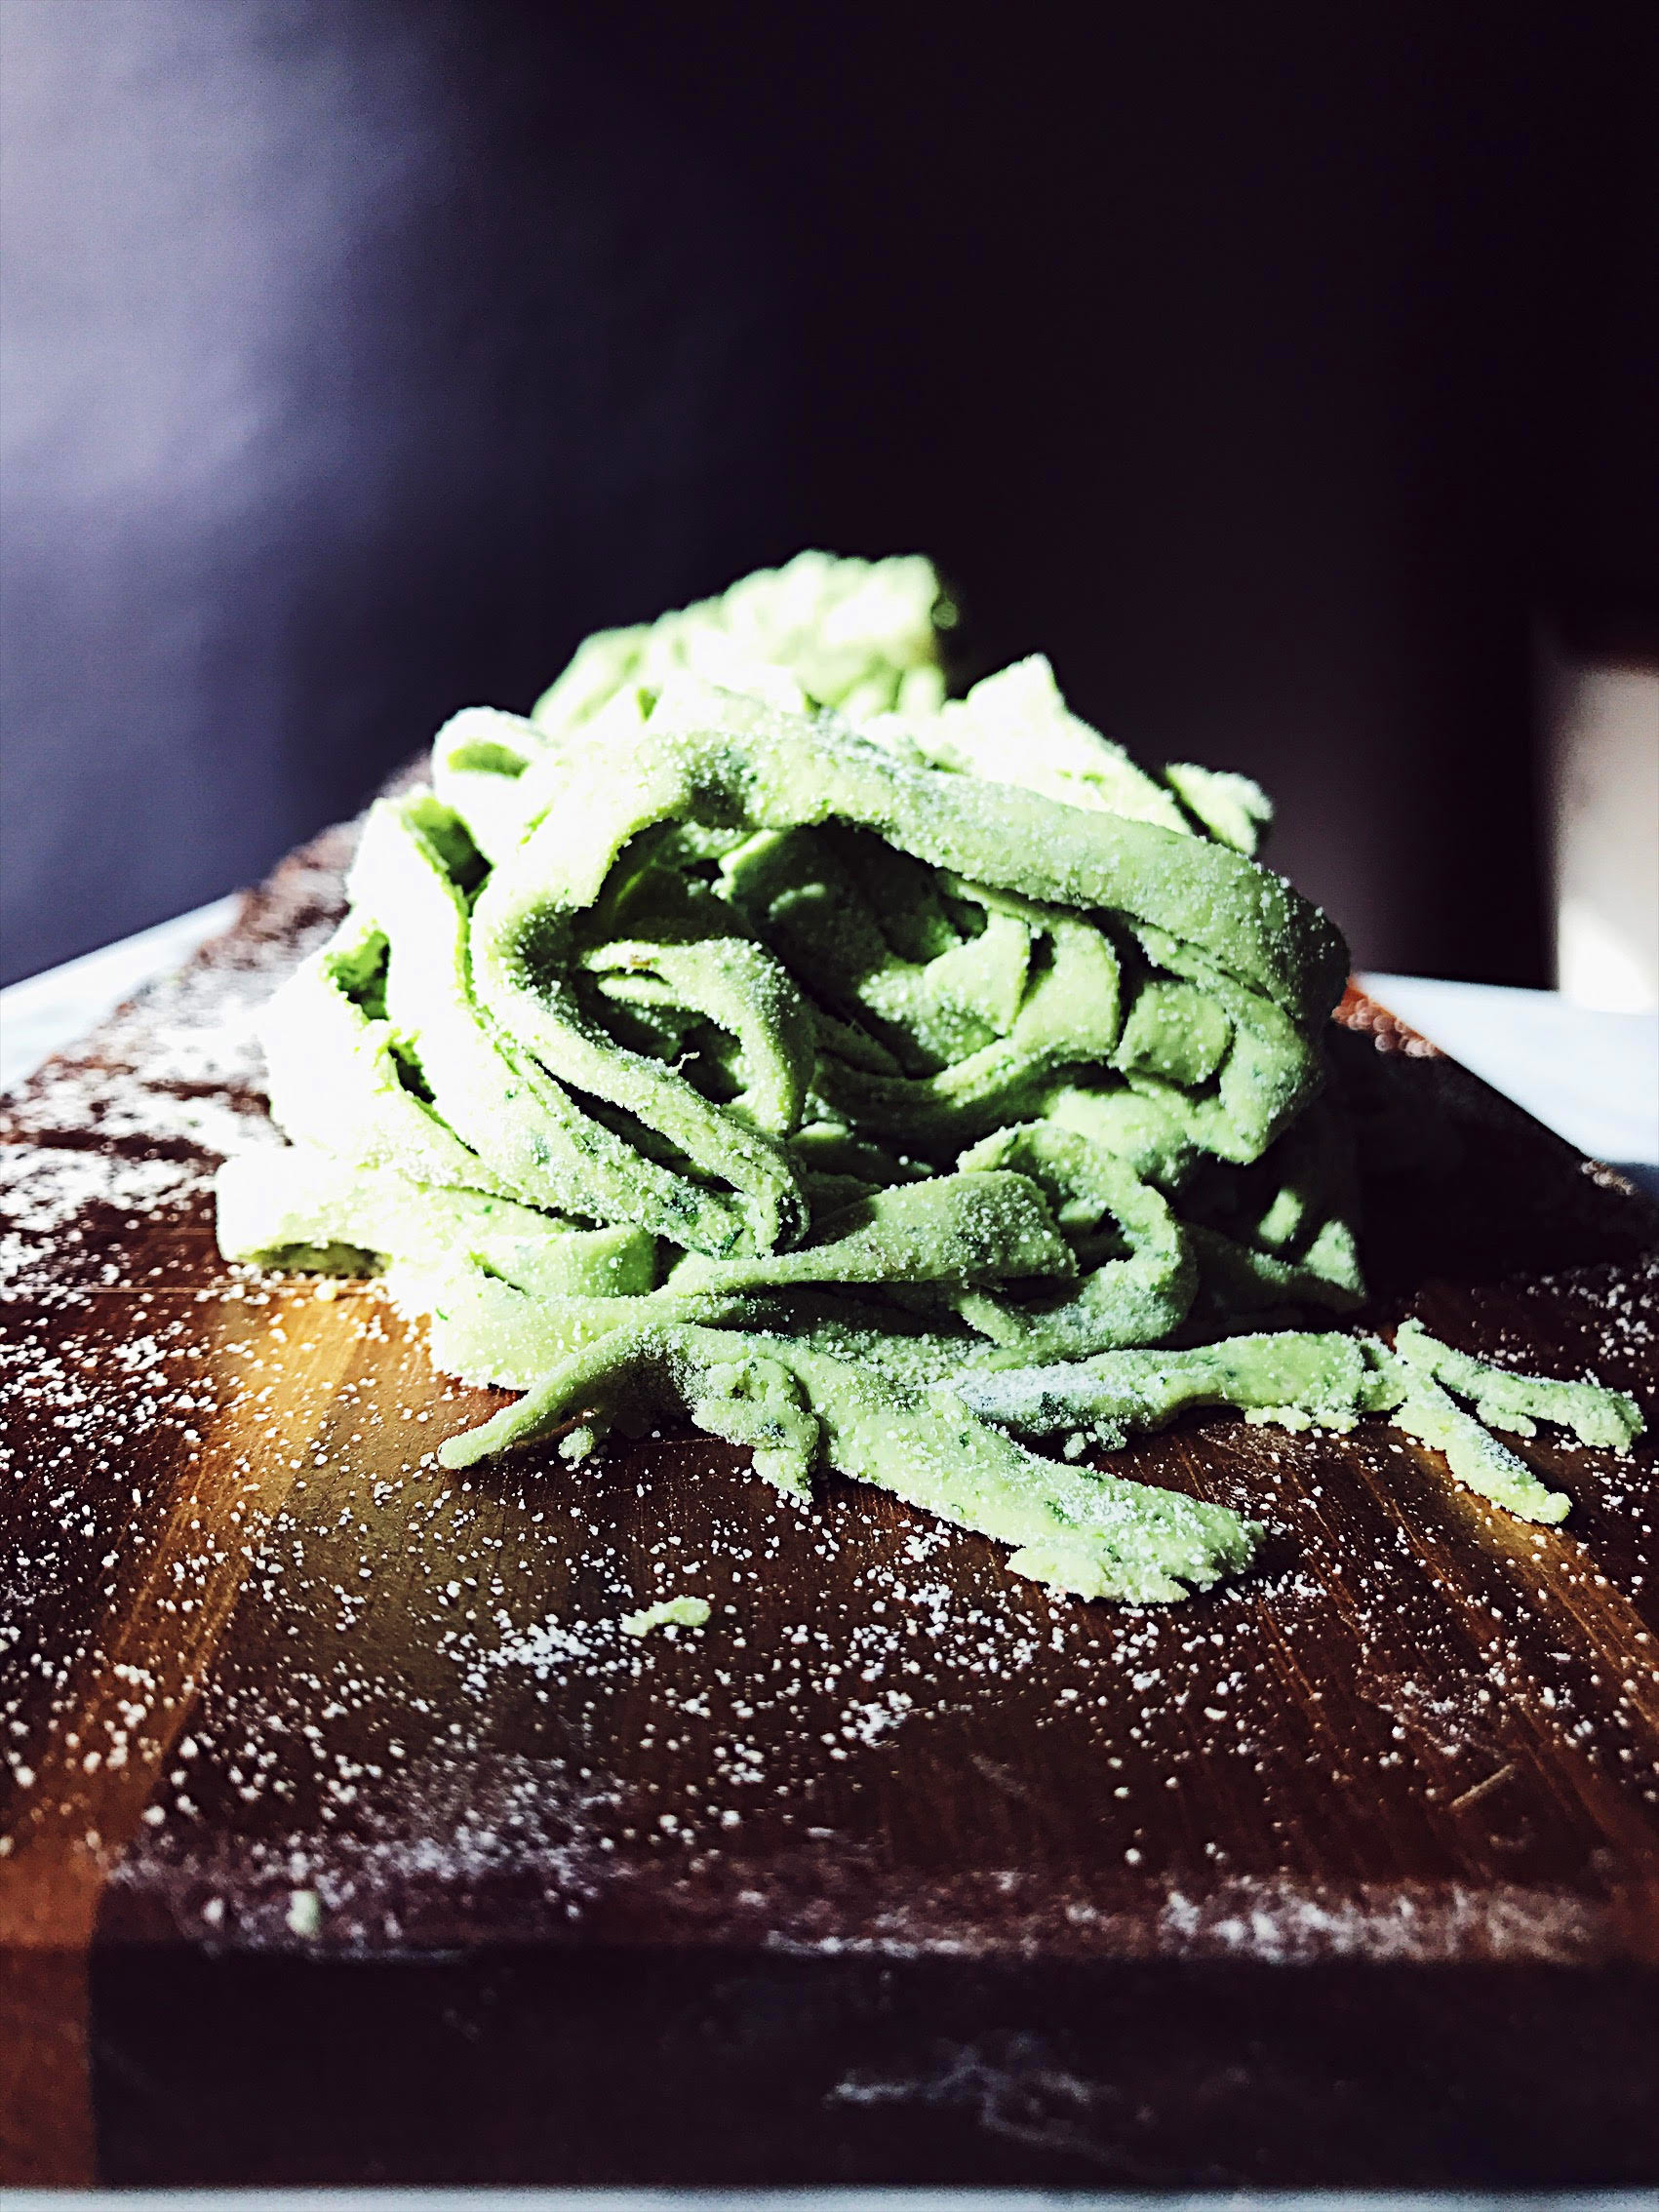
(2, 820, 1657, 2189)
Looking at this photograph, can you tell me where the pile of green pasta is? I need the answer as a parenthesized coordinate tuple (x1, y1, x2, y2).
(217, 554, 1643, 1602)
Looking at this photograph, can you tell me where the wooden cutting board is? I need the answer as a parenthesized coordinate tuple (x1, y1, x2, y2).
(3, 819, 1657, 2189)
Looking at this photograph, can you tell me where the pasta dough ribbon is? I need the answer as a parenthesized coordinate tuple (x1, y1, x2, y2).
(225, 552, 1642, 1602)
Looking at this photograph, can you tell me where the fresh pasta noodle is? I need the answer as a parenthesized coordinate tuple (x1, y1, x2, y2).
(218, 551, 1642, 1601)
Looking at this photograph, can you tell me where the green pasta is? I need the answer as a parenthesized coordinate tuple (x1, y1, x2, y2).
(218, 551, 1643, 1600)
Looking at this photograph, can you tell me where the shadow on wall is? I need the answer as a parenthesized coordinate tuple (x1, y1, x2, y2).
(0, 0, 797, 985)
(3, 0, 1654, 987)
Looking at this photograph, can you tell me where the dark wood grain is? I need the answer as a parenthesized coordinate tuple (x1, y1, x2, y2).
(3, 823, 1656, 2186)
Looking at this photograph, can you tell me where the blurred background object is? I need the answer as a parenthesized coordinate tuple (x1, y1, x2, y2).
(1538, 638, 1658, 1011)
(3, 0, 1655, 989)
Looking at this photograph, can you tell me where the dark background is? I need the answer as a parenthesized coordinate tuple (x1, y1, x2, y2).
(3, 0, 1654, 987)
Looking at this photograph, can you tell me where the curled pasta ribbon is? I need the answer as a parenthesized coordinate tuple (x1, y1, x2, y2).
(224, 552, 1641, 1601)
